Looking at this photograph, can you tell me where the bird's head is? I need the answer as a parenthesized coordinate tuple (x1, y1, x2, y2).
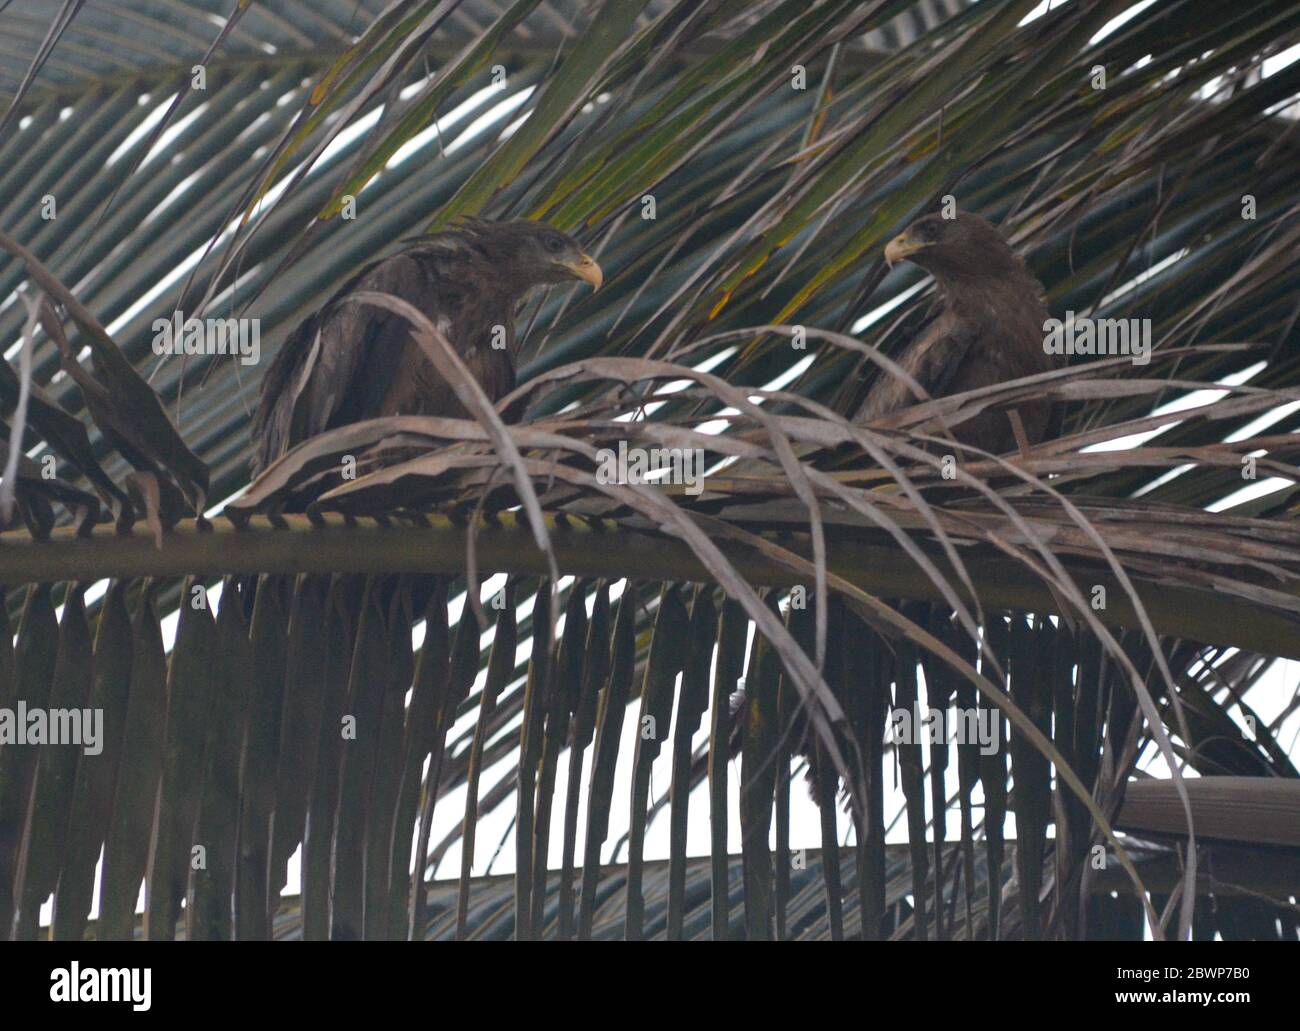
(457, 218, 602, 291)
(884, 211, 1022, 281)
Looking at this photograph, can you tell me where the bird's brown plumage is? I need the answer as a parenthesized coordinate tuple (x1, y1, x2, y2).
(251, 218, 600, 475)
(792, 213, 1060, 810)
(856, 211, 1059, 455)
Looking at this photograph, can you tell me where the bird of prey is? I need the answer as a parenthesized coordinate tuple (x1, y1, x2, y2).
(855, 210, 1059, 456)
(251, 218, 602, 474)
(755, 212, 1062, 812)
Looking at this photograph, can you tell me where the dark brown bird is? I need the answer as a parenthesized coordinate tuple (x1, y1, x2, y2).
(855, 211, 1059, 456)
(765, 213, 1062, 812)
(252, 218, 601, 475)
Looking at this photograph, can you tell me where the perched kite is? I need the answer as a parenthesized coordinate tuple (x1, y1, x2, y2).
(776, 212, 1062, 811)
(855, 211, 1059, 455)
(251, 218, 601, 474)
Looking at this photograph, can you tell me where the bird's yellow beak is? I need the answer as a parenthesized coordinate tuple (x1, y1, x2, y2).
(884, 232, 927, 268)
(561, 253, 603, 289)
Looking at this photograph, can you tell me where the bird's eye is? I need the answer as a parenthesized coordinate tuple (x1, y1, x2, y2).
(544, 235, 565, 253)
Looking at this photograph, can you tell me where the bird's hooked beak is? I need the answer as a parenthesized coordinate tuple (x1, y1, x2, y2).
(884, 232, 927, 269)
(560, 253, 603, 290)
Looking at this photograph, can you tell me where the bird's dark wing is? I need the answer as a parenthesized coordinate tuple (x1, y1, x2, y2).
(856, 311, 1056, 456)
(297, 252, 436, 436)
(855, 316, 979, 425)
(253, 252, 433, 473)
